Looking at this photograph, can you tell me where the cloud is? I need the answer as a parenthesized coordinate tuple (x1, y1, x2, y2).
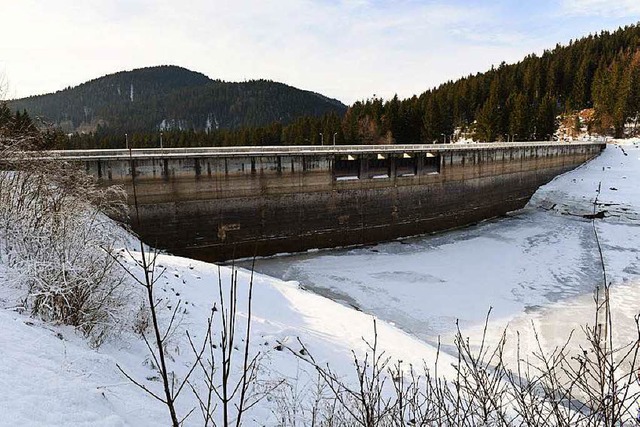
(0, 0, 622, 103)
(561, 0, 640, 18)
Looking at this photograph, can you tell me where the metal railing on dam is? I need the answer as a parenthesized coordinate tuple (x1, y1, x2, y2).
(51, 141, 606, 261)
(42, 140, 605, 161)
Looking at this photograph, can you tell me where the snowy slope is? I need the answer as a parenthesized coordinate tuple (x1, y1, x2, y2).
(529, 141, 640, 222)
(0, 248, 457, 426)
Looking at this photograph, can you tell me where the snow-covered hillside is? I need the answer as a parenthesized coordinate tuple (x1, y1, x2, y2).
(0, 232, 456, 425)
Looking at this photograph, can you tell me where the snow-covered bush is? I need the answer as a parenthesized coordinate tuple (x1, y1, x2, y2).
(0, 140, 134, 346)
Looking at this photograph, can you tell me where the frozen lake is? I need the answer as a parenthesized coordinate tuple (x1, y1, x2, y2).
(246, 142, 640, 350)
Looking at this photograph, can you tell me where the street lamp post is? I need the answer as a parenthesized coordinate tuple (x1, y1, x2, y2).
(160, 132, 163, 149)
(440, 133, 446, 144)
(319, 132, 324, 146)
(125, 133, 128, 149)
(333, 132, 337, 146)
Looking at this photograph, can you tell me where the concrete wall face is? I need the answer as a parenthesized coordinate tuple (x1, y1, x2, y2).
(80, 143, 604, 260)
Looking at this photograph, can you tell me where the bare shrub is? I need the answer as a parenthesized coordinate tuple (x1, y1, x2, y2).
(114, 146, 278, 426)
(278, 296, 638, 426)
(270, 371, 349, 427)
(115, 249, 278, 426)
(0, 136, 131, 346)
(185, 263, 280, 427)
(0, 72, 8, 101)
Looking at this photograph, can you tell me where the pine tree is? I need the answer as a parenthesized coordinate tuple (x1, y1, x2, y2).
(0, 103, 12, 131)
(592, 60, 616, 134)
(422, 96, 442, 143)
(508, 93, 531, 140)
(535, 94, 557, 140)
(614, 60, 633, 137)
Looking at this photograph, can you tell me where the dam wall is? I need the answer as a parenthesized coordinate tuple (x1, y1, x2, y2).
(55, 142, 605, 260)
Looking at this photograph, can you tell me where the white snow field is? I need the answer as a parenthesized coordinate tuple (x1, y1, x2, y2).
(0, 235, 456, 425)
(1, 140, 639, 425)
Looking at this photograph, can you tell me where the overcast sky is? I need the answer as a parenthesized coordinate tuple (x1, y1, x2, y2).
(2, 0, 640, 103)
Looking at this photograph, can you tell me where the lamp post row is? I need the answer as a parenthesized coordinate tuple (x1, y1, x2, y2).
(319, 132, 339, 145)
(440, 133, 455, 144)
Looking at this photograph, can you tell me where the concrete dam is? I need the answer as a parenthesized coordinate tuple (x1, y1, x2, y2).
(55, 142, 605, 261)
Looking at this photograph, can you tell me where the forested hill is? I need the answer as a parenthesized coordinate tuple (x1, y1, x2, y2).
(7, 65, 347, 134)
(343, 23, 640, 144)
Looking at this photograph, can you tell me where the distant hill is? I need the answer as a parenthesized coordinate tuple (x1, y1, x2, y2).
(7, 65, 347, 134)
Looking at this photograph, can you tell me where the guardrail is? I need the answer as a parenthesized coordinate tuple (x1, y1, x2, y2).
(34, 141, 607, 161)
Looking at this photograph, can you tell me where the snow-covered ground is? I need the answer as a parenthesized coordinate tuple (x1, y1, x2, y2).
(0, 227, 456, 425)
(2, 140, 639, 425)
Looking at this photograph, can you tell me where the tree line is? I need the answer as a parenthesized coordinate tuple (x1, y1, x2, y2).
(0, 104, 38, 137)
(0, 103, 68, 149)
(57, 111, 345, 149)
